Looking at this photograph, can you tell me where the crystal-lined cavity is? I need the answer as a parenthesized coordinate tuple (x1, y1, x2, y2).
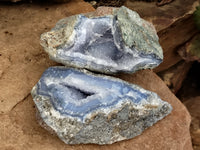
(31, 67, 172, 144)
(40, 6, 163, 73)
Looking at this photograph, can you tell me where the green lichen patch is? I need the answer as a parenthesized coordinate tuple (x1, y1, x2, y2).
(194, 6, 200, 30)
(115, 6, 163, 59)
(188, 34, 200, 59)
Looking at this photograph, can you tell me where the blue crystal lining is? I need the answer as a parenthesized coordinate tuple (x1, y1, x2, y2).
(36, 67, 150, 121)
(55, 15, 161, 72)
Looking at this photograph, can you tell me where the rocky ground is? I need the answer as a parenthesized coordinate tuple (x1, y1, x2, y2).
(0, 0, 200, 149)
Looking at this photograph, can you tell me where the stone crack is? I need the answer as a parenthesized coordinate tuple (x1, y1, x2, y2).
(11, 93, 30, 112)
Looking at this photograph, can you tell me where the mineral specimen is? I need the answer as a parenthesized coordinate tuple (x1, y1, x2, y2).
(31, 67, 172, 144)
(40, 6, 163, 73)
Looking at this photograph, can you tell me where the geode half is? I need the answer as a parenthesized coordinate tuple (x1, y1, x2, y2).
(40, 6, 163, 73)
(31, 67, 172, 144)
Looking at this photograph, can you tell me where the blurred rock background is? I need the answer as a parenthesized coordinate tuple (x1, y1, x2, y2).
(0, 0, 200, 149)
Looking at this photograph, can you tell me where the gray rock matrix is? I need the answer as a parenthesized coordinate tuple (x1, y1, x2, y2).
(40, 6, 163, 73)
(31, 67, 172, 145)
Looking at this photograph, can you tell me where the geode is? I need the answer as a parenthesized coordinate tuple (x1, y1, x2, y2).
(31, 67, 172, 144)
(40, 6, 163, 73)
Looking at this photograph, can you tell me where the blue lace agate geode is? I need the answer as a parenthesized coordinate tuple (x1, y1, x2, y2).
(40, 6, 163, 73)
(31, 67, 172, 144)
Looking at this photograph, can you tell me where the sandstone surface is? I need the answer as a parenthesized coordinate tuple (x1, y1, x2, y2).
(0, 1, 193, 149)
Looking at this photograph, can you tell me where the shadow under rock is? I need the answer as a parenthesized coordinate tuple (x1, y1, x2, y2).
(176, 61, 200, 102)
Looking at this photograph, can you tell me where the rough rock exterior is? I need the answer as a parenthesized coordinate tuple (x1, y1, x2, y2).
(41, 6, 163, 73)
(0, 1, 193, 149)
(124, 0, 199, 72)
(31, 67, 172, 144)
